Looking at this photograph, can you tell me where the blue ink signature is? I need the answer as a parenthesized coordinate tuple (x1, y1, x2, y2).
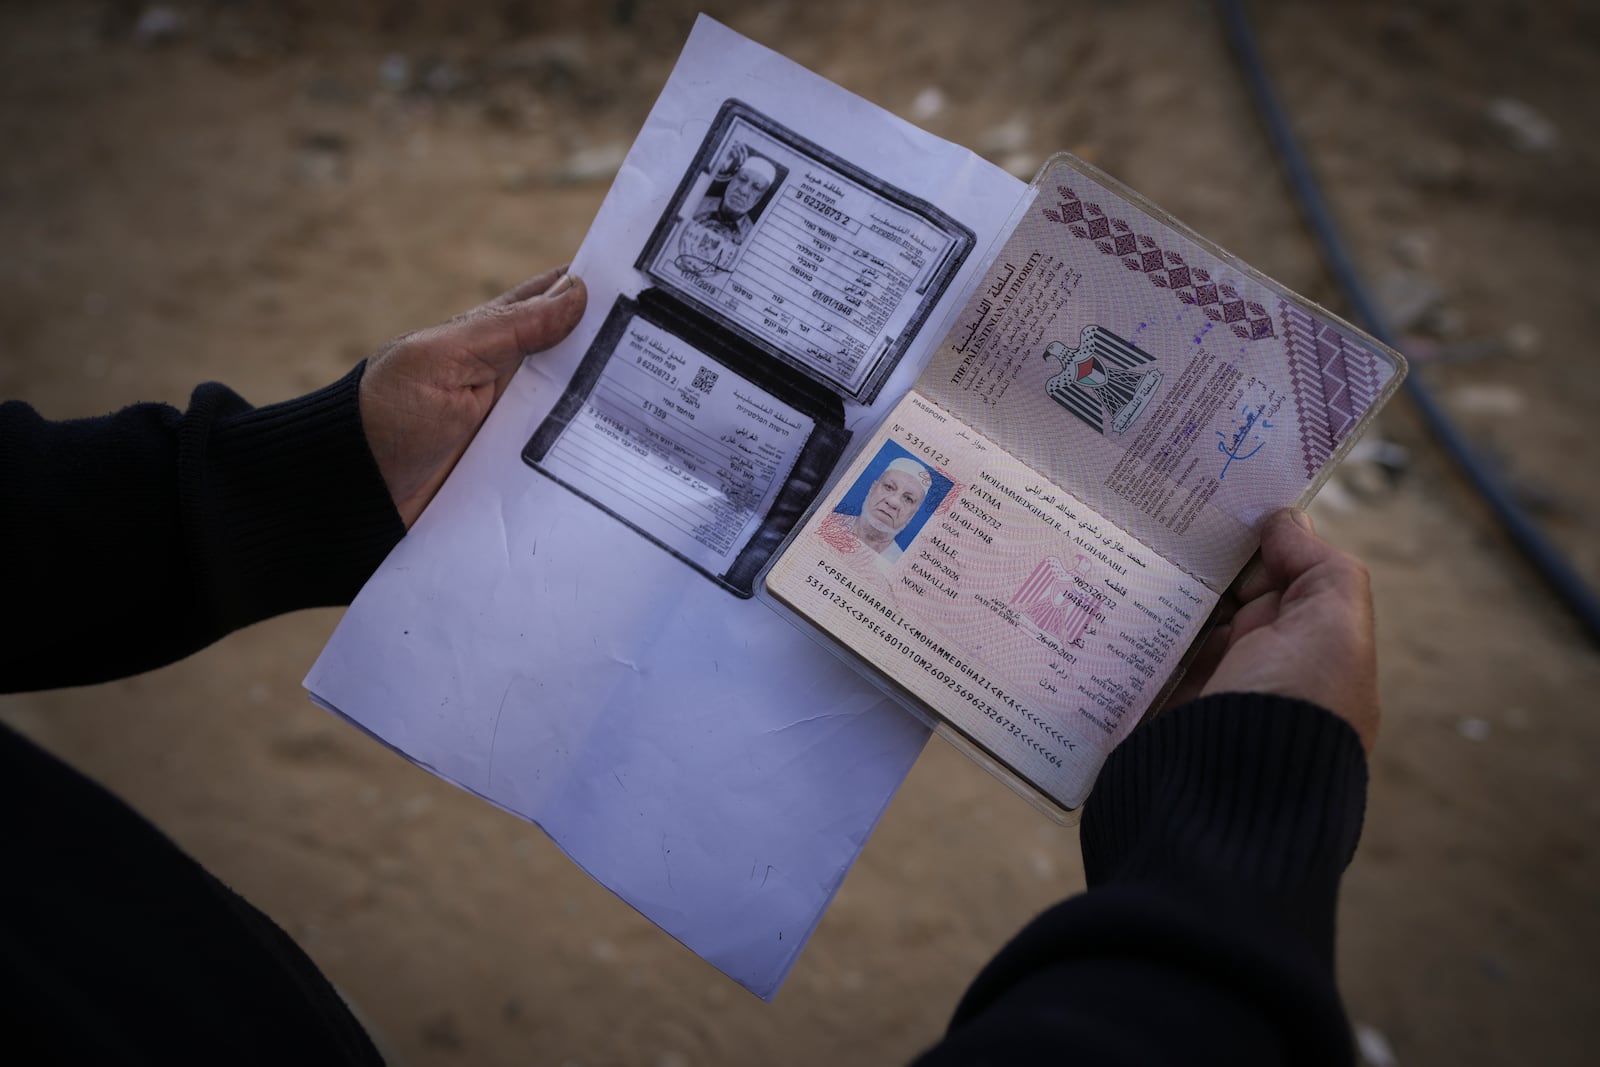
(1216, 403, 1273, 480)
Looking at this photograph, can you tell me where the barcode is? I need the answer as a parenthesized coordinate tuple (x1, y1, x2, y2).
(692, 366, 719, 393)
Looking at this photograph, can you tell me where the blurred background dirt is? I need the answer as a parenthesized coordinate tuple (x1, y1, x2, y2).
(3, 1, 1598, 1064)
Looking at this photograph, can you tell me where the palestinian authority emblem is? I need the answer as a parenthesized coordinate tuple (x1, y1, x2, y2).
(1011, 555, 1097, 647)
(1043, 324, 1163, 435)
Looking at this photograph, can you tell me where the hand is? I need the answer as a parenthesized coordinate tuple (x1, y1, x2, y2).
(359, 267, 587, 528)
(1163, 508, 1379, 750)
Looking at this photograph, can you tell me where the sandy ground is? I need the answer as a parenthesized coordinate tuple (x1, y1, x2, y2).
(3, 1, 1599, 1064)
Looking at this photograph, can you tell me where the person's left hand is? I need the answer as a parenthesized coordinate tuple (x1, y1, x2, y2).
(359, 267, 587, 527)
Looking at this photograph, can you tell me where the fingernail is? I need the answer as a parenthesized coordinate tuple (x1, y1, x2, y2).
(545, 272, 577, 299)
(1287, 507, 1315, 533)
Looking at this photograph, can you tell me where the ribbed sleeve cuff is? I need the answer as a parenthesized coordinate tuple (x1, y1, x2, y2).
(924, 696, 1368, 1063)
(1081, 693, 1368, 956)
(185, 363, 406, 629)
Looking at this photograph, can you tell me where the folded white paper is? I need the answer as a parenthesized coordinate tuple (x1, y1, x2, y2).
(306, 16, 1023, 997)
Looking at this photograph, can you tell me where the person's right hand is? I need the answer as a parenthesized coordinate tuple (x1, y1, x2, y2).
(1168, 507, 1380, 750)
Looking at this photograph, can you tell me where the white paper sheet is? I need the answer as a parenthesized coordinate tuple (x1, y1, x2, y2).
(306, 16, 1024, 997)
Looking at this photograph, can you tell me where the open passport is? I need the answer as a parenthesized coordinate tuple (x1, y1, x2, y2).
(760, 157, 1405, 814)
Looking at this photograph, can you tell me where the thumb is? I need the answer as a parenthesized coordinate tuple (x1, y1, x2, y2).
(1259, 506, 1341, 590)
(457, 273, 588, 377)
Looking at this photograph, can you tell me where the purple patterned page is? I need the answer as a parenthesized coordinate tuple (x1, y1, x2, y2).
(920, 156, 1403, 589)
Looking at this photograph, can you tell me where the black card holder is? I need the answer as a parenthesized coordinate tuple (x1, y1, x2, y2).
(524, 290, 850, 597)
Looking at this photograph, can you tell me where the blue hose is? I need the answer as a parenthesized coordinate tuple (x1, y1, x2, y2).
(1218, 0, 1600, 646)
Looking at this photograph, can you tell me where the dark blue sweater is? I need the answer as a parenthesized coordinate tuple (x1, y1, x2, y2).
(1, 369, 1366, 1064)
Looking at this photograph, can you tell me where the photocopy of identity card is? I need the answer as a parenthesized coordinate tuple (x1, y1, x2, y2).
(526, 97, 973, 596)
(524, 295, 847, 594)
(638, 101, 968, 403)
(527, 312, 812, 579)
(305, 15, 1025, 999)
(765, 154, 1405, 812)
